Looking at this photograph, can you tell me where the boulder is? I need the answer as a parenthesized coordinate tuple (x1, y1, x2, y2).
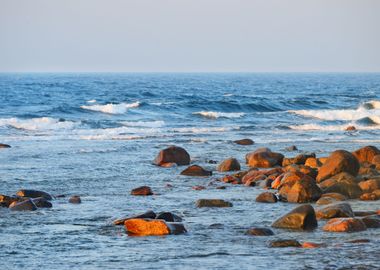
(0, 143, 11, 148)
(180, 165, 212, 176)
(195, 199, 232, 207)
(113, 210, 157, 225)
(301, 242, 324, 248)
(0, 194, 19, 207)
(371, 155, 380, 169)
(16, 189, 53, 200)
(131, 186, 153, 196)
(9, 199, 37, 211)
(156, 212, 182, 222)
(323, 218, 367, 232)
(221, 175, 241, 185)
(217, 158, 241, 172)
(305, 157, 322, 168)
(234, 139, 254, 145)
(353, 146, 380, 164)
(284, 164, 317, 179)
(345, 126, 357, 131)
(316, 193, 347, 205)
(68, 195, 82, 204)
(283, 153, 316, 166)
(285, 145, 298, 151)
(153, 146, 190, 166)
(358, 179, 380, 193)
(269, 239, 301, 248)
(316, 150, 360, 182)
(354, 210, 377, 217)
(359, 193, 378, 201)
(246, 227, 274, 236)
(246, 148, 284, 168)
(361, 215, 380, 228)
(255, 192, 277, 203)
(32, 197, 53, 208)
(124, 218, 186, 236)
(316, 202, 354, 219)
(271, 204, 317, 230)
(320, 172, 362, 199)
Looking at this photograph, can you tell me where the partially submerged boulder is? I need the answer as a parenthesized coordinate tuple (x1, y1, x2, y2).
(180, 165, 212, 176)
(316, 202, 354, 219)
(246, 148, 284, 168)
(156, 212, 182, 222)
(361, 215, 380, 228)
(272, 204, 317, 230)
(353, 146, 380, 164)
(269, 239, 301, 248)
(9, 199, 37, 211)
(124, 219, 186, 236)
(323, 218, 367, 232)
(113, 210, 157, 225)
(234, 139, 254, 145)
(131, 186, 153, 196)
(0, 194, 19, 207)
(246, 227, 274, 236)
(0, 143, 11, 148)
(217, 158, 241, 172)
(196, 199, 232, 208)
(255, 192, 278, 203)
(154, 146, 190, 166)
(68, 195, 82, 204)
(32, 197, 53, 208)
(16, 189, 53, 200)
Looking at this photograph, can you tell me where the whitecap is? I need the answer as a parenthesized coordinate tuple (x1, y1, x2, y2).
(172, 126, 239, 133)
(86, 99, 97, 103)
(121, 120, 165, 128)
(80, 101, 140, 114)
(0, 117, 77, 131)
(193, 111, 245, 119)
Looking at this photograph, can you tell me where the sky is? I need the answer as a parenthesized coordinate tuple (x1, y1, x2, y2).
(0, 0, 379, 72)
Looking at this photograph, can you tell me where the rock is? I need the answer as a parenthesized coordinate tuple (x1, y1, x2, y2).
(16, 189, 53, 200)
(272, 204, 317, 230)
(301, 242, 324, 248)
(221, 175, 241, 185)
(371, 155, 380, 169)
(156, 212, 182, 222)
(316, 203, 354, 219)
(0, 143, 11, 148)
(113, 210, 157, 225)
(180, 165, 212, 176)
(258, 178, 274, 189)
(323, 218, 367, 232)
(316, 193, 347, 205)
(305, 157, 322, 168)
(68, 195, 81, 204)
(32, 197, 53, 208)
(284, 164, 317, 179)
(153, 146, 190, 166)
(196, 199, 232, 208)
(131, 186, 153, 196)
(234, 139, 254, 145)
(0, 194, 19, 207)
(285, 145, 298, 151)
(246, 148, 284, 168)
(160, 162, 177, 168)
(359, 193, 378, 201)
(320, 172, 362, 199)
(359, 166, 379, 177)
(9, 199, 37, 211)
(278, 172, 322, 203)
(216, 186, 227, 190)
(269, 239, 301, 248)
(124, 219, 186, 236)
(217, 158, 241, 172)
(354, 211, 377, 217)
(345, 126, 356, 131)
(192, 185, 206, 190)
(283, 153, 316, 166)
(361, 215, 380, 228)
(246, 227, 274, 236)
(348, 239, 370, 244)
(353, 145, 380, 164)
(316, 150, 360, 183)
(358, 179, 380, 193)
(255, 192, 278, 203)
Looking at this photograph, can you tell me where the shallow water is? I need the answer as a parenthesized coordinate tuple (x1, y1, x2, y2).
(0, 73, 380, 269)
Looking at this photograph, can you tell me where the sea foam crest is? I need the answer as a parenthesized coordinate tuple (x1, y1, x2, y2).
(0, 117, 77, 131)
(81, 101, 140, 114)
(121, 120, 165, 128)
(193, 111, 245, 119)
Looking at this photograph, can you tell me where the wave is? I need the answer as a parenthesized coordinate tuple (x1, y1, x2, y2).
(0, 117, 77, 131)
(193, 111, 245, 119)
(289, 123, 380, 131)
(121, 120, 165, 128)
(80, 101, 140, 114)
(172, 126, 239, 133)
(86, 99, 97, 103)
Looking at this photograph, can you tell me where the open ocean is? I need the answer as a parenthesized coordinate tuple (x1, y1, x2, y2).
(1, 73, 380, 269)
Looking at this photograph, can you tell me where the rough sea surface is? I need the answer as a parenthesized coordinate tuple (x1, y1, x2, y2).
(0, 73, 379, 270)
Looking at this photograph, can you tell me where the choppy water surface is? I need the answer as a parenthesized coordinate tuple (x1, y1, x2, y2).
(0, 73, 379, 269)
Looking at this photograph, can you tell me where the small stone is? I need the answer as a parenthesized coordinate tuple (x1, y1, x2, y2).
(192, 185, 206, 191)
(195, 199, 232, 208)
(131, 186, 153, 196)
(301, 242, 324, 248)
(246, 227, 274, 236)
(285, 145, 298, 151)
(269, 239, 301, 248)
(0, 143, 11, 148)
(68, 195, 82, 204)
(345, 126, 356, 131)
(255, 192, 277, 203)
(234, 139, 254, 145)
(180, 165, 212, 176)
(217, 158, 241, 172)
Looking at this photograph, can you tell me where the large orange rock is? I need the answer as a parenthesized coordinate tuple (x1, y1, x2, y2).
(131, 186, 153, 196)
(180, 165, 212, 176)
(246, 148, 284, 168)
(316, 193, 347, 205)
(317, 150, 360, 183)
(284, 164, 317, 179)
(323, 218, 367, 232)
(154, 146, 190, 166)
(316, 202, 354, 219)
(358, 179, 380, 193)
(371, 155, 380, 169)
(305, 157, 322, 168)
(353, 146, 380, 164)
(217, 158, 241, 172)
(255, 192, 277, 203)
(124, 218, 186, 236)
(272, 204, 318, 230)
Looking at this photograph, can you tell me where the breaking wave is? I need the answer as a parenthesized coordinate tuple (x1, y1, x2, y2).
(0, 117, 77, 131)
(81, 101, 140, 114)
(193, 111, 245, 119)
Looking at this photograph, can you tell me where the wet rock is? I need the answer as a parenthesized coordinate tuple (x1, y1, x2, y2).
(195, 199, 232, 208)
(371, 155, 380, 169)
(301, 242, 324, 248)
(124, 218, 186, 236)
(345, 126, 356, 131)
(285, 145, 298, 151)
(216, 186, 227, 190)
(354, 211, 377, 217)
(221, 175, 241, 185)
(113, 210, 157, 225)
(359, 166, 379, 177)
(316, 193, 347, 205)
(246, 227, 274, 236)
(284, 164, 317, 179)
(156, 212, 182, 222)
(353, 145, 380, 164)
(323, 218, 367, 232)
(361, 215, 380, 228)
(269, 239, 301, 248)
(131, 186, 153, 196)
(320, 172, 362, 199)
(234, 138, 254, 145)
(32, 197, 53, 208)
(68, 195, 82, 204)
(305, 157, 322, 168)
(246, 148, 284, 168)
(192, 185, 206, 190)
(0, 143, 11, 148)
(0, 194, 19, 207)
(316, 150, 360, 183)
(153, 146, 190, 166)
(160, 162, 177, 168)
(359, 192, 378, 201)
(348, 239, 370, 243)
(316, 202, 354, 219)
(255, 192, 277, 203)
(358, 179, 380, 193)
(9, 199, 37, 211)
(180, 165, 212, 176)
(16, 189, 53, 200)
(217, 158, 241, 172)
(272, 204, 317, 230)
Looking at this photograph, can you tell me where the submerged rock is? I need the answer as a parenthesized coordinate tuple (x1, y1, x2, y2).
(269, 239, 301, 248)
(0, 143, 11, 148)
(234, 139, 254, 145)
(361, 215, 380, 228)
(32, 197, 53, 208)
(272, 204, 317, 230)
(9, 199, 37, 211)
(323, 218, 367, 232)
(124, 218, 186, 236)
(68, 195, 82, 204)
(195, 199, 232, 208)
(16, 189, 53, 200)
(131, 186, 153, 196)
(217, 158, 241, 172)
(180, 165, 212, 176)
(246, 148, 284, 168)
(0, 194, 19, 207)
(246, 227, 274, 236)
(255, 192, 277, 203)
(153, 146, 190, 166)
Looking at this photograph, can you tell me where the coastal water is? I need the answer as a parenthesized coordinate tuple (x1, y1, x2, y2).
(0, 73, 379, 269)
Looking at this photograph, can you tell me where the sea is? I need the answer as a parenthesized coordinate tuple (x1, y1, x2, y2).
(0, 73, 379, 269)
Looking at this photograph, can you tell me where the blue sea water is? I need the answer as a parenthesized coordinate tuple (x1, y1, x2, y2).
(0, 73, 379, 269)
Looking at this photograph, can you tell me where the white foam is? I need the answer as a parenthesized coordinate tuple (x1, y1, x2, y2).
(86, 99, 97, 103)
(121, 120, 165, 128)
(0, 117, 77, 131)
(193, 111, 245, 119)
(289, 123, 380, 131)
(172, 126, 239, 133)
(81, 101, 140, 114)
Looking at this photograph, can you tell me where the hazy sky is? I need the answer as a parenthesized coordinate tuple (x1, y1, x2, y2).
(1, 0, 379, 72)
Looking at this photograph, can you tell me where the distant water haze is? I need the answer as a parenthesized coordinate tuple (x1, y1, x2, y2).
(0, 0, 379, 72)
